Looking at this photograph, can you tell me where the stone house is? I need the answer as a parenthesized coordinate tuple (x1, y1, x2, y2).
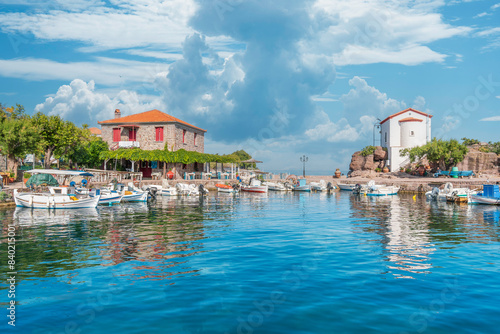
(380, 108, 432, 172)
(98, 109, 206, 178)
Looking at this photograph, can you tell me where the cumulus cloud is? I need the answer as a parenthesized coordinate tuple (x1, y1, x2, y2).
(340, 76, 406, 123)
(35, 79, 164, 126)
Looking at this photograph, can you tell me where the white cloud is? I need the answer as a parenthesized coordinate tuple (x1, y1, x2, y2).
(305, 0, 471, 66)
(340, 76, 406, 122)
(34, 79, 165, 126)
(492, 3, 500, 10)
(477, 27, 500, 37)
(479, 116, 500, 121)
(473, 12, 490, 19)
(0, 57, 168, 86)
(333, 45, 447, 66)
(0, 0, 198, 51)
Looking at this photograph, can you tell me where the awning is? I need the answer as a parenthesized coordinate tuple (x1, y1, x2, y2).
(27, 169, 94, 177)
(241, 158, 263, 163)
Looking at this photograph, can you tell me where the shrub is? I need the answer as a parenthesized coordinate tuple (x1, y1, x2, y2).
(405, 168, 411, 174)
(360, 146, 376, 157)
(23, 172, 31, 179)
(0, 192, 7, 202)
(462, 137, 480, 146)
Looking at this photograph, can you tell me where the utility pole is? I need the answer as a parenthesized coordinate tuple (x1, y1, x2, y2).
(300, 155, 308, 177)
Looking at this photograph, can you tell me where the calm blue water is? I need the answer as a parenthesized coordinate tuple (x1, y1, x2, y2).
(1, 192, 500, 333)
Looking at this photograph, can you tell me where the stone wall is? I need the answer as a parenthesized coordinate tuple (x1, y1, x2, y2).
(101, 123, 205, 153)
(0, 155, 7, 171)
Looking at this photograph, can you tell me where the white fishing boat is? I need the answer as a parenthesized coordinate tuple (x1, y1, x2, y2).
(468, 185, 500, 205)
(14, 187, 100, 209)
(293, 179, 311, 192)
(241, 178, 268, 193)
(362, 185, 400, 197)
(338, 183, 356, 191)
(161, 187, 178, 196)
(265, 182, 288, 191)
(215, 184, 238, 193)
(176, 183, 209, 196)
(425, 183, 475, 202)
(91, 189, 122, 205)
(15, 170, 100, 209)
(310, 180, 327, 192)
(119, 183, 148, 202)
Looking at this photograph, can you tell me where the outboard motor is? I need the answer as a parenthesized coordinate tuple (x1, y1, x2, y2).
(198, 184, 209, 196)
(148, 187, 158, 200)
(431, 187, 440, 200)
(353, 184, 361, 194)
(326, 182, 334, 193)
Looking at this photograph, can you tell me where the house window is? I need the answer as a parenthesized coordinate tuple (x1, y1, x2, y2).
(194, 133, 197, 146)
(384, 132, 387, 143)
(410, 130, 415, 137)
(155, 127, 164, 142)
(183, 129, 186, 144)
(113, 128, 121, 142)
(129, 128, 137, 141)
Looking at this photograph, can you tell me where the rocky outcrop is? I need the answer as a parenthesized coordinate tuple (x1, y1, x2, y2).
(374, 147, 388, 161)
(456, 148, 499, 175)
(349, 147, 387, 174)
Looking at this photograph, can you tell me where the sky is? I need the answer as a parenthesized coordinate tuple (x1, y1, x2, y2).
(0, 0, 499, 175)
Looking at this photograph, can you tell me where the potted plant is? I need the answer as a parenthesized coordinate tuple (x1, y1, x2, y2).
(382, 166, 389, 173)
(23, 172, 31, 184)
(405, 168, 411, 174)
(375, 167, 381, 172)
(334, 168, 341, 178)
(166, 168, 174, 180)
(8, 172, 15, 183)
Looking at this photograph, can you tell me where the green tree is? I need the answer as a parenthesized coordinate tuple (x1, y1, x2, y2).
(401, 138, 468, 170)
(231, 150, 256, 169)
(461, 137, 480, 146)
(0, 104, 38, 177)
(69, 136, 109, 168)
(32, 112, 87, 168)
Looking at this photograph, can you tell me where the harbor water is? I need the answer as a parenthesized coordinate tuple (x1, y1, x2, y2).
(1, 192, 500, 333)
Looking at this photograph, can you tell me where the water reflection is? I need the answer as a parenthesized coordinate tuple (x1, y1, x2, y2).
(349, 193, 500, 279)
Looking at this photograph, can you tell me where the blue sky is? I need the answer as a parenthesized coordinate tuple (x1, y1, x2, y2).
(0, 0, 499, 175)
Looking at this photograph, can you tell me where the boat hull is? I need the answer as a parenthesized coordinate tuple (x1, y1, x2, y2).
(122, 191, 148, 202)
(241, 185, 268, 193)
(293, 185, 311, 192)
(469, 194, 500, 205)
(338, 184, 355, 191)
(14, 192, 100, 209)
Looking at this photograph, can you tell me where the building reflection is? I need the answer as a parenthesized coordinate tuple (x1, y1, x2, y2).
(350, 194, 435, 279)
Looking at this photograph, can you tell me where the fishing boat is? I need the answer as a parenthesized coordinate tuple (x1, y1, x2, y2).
(310, 180, 327, 192)
(14, 170, 100, 209)
(120, 183, 148, 202)
(176, 183, 209, 196)
(362, 185, 400, 197)
(215, 184, 238, 193)
(161, 186, 178, 196)
(241, 178, 268, 193)
(425, 183, 475, 202)
(265, 182, 288, 191)
(354, 181, 397, 196)
(91, 189, 122, 205)
(293, 179, 311, 192)
(338, 183, 356, 191)
(468, 185, 500, 205)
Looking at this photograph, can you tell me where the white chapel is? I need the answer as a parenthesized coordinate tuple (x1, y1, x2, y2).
(380, 108, 432, 172)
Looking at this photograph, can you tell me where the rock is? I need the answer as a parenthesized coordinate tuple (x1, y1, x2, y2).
(362, 154, 376, 170)
(349, 151, 364, 171)
(374, 146, 387, 161)
(455, 149, 498, 174)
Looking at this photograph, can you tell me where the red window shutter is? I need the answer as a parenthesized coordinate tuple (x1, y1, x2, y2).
(113, 128, 120, 142)
(155, 127, 163, 141)
(129, 129, 136, 141)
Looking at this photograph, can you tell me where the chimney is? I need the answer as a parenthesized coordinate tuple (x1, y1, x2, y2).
(114, 109, 121, 119)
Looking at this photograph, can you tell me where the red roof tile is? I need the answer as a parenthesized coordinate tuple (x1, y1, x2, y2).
(88, 127, 102, 135)
(380, 108, 432, 125)
(399, 117, 423, 123)
(98, 109, 206, 132)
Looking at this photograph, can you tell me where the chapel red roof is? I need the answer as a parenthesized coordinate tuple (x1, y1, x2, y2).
(380, 108, 432, 125)
(398, 117, 423, 123)
(88, 127, 102, 135)
(98, 109, 206, 132)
